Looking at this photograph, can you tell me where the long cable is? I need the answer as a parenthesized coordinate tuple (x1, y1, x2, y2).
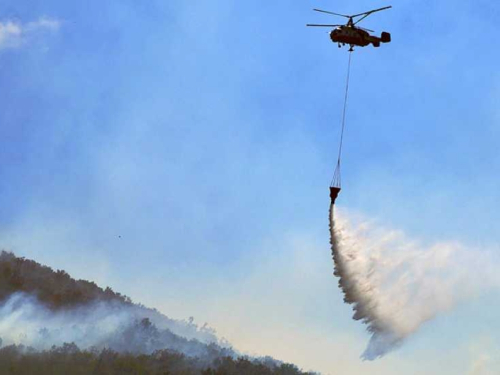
(331, 51, 353, 188)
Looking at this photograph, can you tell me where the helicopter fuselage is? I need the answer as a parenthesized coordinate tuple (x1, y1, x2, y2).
(330, 26, 390, 49)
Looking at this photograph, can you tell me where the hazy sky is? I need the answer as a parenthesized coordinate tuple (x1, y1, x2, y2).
(1, 0, 500, 374)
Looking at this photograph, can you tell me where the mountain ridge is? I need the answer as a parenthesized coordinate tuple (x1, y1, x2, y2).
(0, 251, 318, 375)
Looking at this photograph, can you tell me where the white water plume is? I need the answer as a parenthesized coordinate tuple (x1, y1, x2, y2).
(329, 205, 500, 360)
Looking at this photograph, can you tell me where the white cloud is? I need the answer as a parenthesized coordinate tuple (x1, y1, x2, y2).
(0, 17, 60, 50)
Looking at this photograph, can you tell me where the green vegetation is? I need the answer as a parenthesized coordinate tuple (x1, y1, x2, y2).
(0, 251, 318, 374)
(0, 251, 131, 309)
(0, 344, 315, 375)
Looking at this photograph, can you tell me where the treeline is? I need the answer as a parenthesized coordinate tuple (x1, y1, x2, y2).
(0, 251, 131, 309)
(0, 251, 221, 344)
(0, 251, 318, 373)
(0, 343, 315, 375)
(0, 251, 219, 343)
(80, 317, 235, 360)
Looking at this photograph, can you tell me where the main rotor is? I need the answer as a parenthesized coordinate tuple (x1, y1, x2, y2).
(307, 5, 392, 30)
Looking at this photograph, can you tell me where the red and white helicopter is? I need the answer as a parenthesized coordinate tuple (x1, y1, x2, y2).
(307, 6, 392, 51)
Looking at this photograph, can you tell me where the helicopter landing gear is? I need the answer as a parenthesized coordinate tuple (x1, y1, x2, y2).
(348, 45, 354, 52)
(338, 43, 341, 48)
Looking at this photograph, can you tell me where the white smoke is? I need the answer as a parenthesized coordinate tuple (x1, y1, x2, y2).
(0, 293, 135, 350)
(329, 206, 500, 360)
(0, 292, 232, 359)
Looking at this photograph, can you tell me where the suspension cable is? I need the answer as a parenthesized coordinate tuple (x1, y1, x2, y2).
(331, 51, 353, 188)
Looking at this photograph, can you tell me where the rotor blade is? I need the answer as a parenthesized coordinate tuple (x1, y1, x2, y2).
(358, 26, 375, 32)
(353, 13, 372, 25)
(306, 24, 342, 27)
(354, 7, 391, 26)
(352, 5, 392, 18)
(313, 9, 350, 18)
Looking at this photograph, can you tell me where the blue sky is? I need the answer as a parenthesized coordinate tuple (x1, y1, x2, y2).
(1, 0, 500, 373)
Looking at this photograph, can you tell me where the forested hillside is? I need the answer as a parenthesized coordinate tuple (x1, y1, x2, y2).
(0, 251, 317, 374)
(0, 344, 310, 375)
(0, 251, 130, 308)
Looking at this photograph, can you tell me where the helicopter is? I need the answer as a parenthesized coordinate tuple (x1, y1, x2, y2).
(307, 6, 392, 51)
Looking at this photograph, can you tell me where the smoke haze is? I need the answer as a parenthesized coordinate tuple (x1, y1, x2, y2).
(329, 205, 500, 360)
(0, 292, 232, 361)
(0, 252, 318, 374)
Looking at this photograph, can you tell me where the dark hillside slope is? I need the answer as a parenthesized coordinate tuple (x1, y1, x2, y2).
(0, 344, 313, 375)
(0, 251, 130, 308)
(0, 251, 318, 374)
(0, 251, 218, 343)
